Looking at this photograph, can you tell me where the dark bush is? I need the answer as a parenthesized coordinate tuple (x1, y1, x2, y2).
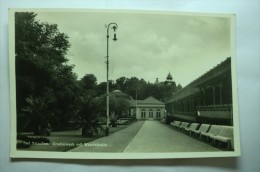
(165, 115, 175, 124)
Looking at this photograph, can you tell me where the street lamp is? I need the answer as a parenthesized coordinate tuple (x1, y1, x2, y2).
(105, 23, 118, 136)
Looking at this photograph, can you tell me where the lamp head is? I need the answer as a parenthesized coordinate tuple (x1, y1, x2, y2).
(113, 33, 117, 41)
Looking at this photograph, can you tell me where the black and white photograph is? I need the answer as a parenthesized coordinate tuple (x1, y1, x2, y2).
(9, 9, 240, 159)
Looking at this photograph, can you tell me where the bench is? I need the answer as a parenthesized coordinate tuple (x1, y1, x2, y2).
(170, 120, 181, 128)
(177, 122, 190, 131)
(184, 123, 200, 135)
(210, 126, 234, 150)
(191, 124, 211, 136)
(200, 125, 223, 141)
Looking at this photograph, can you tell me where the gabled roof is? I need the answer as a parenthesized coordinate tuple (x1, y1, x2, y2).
(142, 96, 165, 104)
(130, 96, 165, 106)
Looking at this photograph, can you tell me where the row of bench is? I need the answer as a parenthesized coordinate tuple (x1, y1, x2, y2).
(170, 120, 234, 150)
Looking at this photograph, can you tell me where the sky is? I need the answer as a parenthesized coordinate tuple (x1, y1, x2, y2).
(34, 10, 232, 87)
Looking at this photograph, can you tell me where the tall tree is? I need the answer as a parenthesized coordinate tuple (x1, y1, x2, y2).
(15, 12, 76, 132)
(80, 74, 97, 90)
(79, 74, 97, 96)
(124, 77, 140, 98)
(115, 77, 127, 91)
(96, 82, 107, 96)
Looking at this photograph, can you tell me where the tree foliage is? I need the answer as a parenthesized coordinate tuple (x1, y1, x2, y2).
(79, 74, 97, 96)
(15, 12, 77, 132)
(106, 76, 181, 102)
(109, 95, 130, 118)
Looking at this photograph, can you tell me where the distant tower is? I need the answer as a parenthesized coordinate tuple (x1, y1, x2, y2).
(155, 77, 159, 84)
(166, 72, 173, 82)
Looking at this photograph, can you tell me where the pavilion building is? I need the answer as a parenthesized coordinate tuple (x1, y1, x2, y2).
(129, 96, 165, 120)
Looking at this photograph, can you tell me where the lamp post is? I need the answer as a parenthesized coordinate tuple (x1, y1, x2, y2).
(105, 23, 118, 136)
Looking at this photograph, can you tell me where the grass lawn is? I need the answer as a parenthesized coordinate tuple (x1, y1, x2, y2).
(17, 125, 128, 152)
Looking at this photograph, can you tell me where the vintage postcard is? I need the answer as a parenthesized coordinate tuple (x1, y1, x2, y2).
(9, 9, 240, 159)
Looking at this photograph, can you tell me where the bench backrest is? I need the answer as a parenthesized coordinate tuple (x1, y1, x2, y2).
(198, 124, 211, 133)
(208, 125, 223, 135)
(180, 122, 190, 128)
(219, 126, 233, 137)
(188, 123, 199, 130)
(173, 120, 181, 126)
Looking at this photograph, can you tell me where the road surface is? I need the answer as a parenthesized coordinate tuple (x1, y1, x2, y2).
(69, 120, 221, 152)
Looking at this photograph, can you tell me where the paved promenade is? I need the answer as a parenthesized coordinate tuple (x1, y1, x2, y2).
(69, 120, 221, 152)
(124, 120, 220, 152)
(69, 121, 145, 152)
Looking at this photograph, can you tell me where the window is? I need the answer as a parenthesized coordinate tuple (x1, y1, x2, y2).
(141, 109, 146, 119)
(149, 109, 153, 118)
(156, 109, 161, 118)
